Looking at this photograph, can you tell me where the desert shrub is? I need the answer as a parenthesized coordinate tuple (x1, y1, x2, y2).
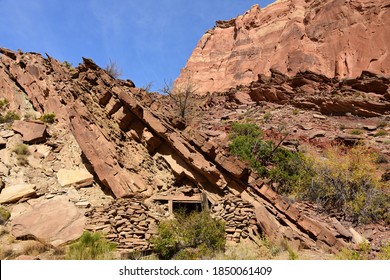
(161, 76, 197, 120)
(23, 112, 37, 121)
(0, 206, 10, 225)
(152, 210, 225, 260)
(141, 82, 153, 93)
(378, 242, 390, 260)
(350, 129, 362, 135)
(0, 247, 14, 260)
(229, 123, 389, 225)
(229, 122, 269, 176)
(0, 98, 9, 110)
(374, 130, 388, 137)
(0, 111, 20, 123)
(217, 239, 272, 260)
(303, 146, 390, 224)
(63, 61, 73, 69)
(339, 124, 346, 131)
(336, 242, 371, 260)
(263, 112, 272, 121)
(39, 113, 56, 124)
(374, 153, 388, 164)
(66, 231, 116, 260)
(21, 240, 51, 256)
(377, 120, 388, 129)
(12, 143, 30, 156)
(292, 108, 300, 115)
(13, 143, 30, 165)
(104, 59, 122, 79)
(268, 148, 312, 194)
(336, 247, 363, 260)
(229, 122, 310, 190)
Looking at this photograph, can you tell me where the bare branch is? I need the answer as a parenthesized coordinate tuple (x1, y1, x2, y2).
(105, 59, 122, 79)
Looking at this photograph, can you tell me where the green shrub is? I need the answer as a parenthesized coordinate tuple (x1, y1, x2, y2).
(0, 111, 20, 123)
(152, 219, 179, 260)
(268, 148, 312, 195)
(229, 122, 270, 176)
(63, 61, 73, 69)
(263, 112, 272, 121)
(336, 242, 371, 260)
(13, 143, 30, 165)
(12, 143, 30, 156)
(23, 112, 37, 121)
(336, 247, 363, 260)
(374, 130, 388, 137)
(350, 129, 362, 135)
(292, 108, 300, 115)
(378, 242, 390, 260)
(152, 210, 225, 260)
(0, 99, 9, 110)
(39, 113, 56, 124)
(229, 122, 310, 191)
(0, 207, 10, 225)
(229, 123, 389, 225)
(288, 247, 299, 260)
(66, 231, 116, 260)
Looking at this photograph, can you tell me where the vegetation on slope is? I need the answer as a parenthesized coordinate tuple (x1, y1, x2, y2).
(66, 231, 117, 260)
(152, 210, 225, 260)
(229, 122, 390, 225)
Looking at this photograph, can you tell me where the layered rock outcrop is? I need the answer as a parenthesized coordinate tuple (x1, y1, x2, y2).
(176, 0, 390, 94)
(0, 47, 380, 255)
(242, 69, 390, 117)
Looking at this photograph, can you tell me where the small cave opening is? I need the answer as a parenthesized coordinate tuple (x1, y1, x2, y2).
(173, 201, 203, 215)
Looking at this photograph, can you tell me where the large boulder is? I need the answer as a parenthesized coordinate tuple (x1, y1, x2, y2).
(12, 120, 47, 144)
(11, 196, 86, 246)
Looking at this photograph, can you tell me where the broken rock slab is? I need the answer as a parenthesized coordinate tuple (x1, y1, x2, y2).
(57, 168, 94, 188)
(11, 196, 86, 246)
(0, 183, 36, 204)
(12, 120, 47, 144)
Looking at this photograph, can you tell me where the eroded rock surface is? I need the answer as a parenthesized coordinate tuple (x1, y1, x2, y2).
(11, 196, 86, 246)
(1, 47, 388, 257)
(176, 0, 390, 93)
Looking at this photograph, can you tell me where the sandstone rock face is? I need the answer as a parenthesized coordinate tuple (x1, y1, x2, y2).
(0, 47, 367, 254)
(11, 196, 86, 246)
(176, 0, 390, 94)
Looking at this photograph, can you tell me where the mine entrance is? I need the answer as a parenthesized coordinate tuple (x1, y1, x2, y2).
(153, 192, 208, 215)
(173, 201, 202, 214)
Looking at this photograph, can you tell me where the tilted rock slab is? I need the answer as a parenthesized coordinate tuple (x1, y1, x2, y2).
(12, 120, 47, 144)
(0, 48, 353, 253)
(57, 168, 94, 188)
(0, 183, 36, 204)
(11, 196, 86, 246)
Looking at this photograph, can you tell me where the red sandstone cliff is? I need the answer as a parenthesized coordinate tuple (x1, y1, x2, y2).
(176, 0, 390, 94)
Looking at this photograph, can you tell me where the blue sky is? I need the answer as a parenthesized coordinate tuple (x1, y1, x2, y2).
(0, 0, 274, 91)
